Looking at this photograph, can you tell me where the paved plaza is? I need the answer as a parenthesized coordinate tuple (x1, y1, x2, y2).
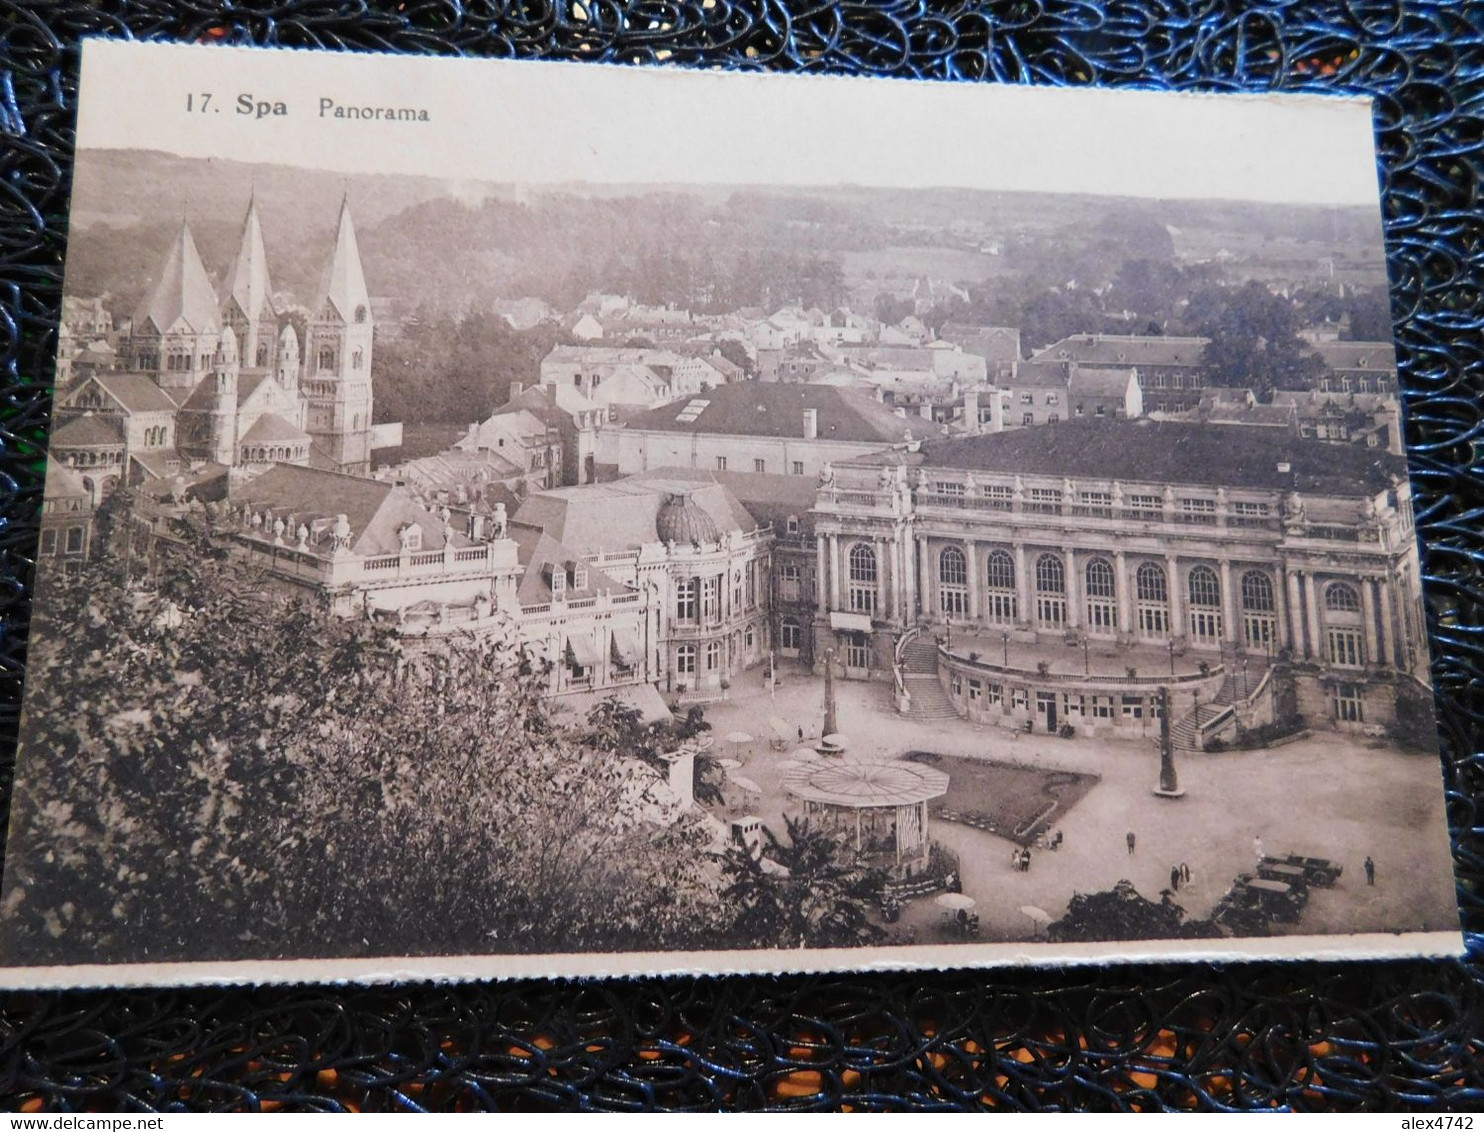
(701, 662, 1460, 944)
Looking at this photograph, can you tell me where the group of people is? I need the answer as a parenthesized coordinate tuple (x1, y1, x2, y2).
(1010, 846, 1033, 872)
(1168, 861, 1193, 891)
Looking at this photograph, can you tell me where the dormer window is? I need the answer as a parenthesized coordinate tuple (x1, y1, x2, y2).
(786, 515, 800, 535)
(573, 566, 589, 589)
(550, 568, 566, 598)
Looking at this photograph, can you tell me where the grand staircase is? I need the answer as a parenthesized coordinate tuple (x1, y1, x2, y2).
(897, 635, 960, 720)
(1169, 645, 1270, 752)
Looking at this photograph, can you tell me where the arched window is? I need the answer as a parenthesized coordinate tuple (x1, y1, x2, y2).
(1240, 570, 1277, 651)
(676, 644, 696, 679)
(1085, 556, 1117, 632)
(352, 348, 364, 370)
(939, 546, 968, 617)
(256, 344, 270, 368)
(1241, 571, 1275, 612)
(354, 304, 368, 324)
(1135, 562, 1169, 637)
(1323, 581, 1364, 667)
(1034, 553, 1066, 627)
(984, 548, 1016, 623)
(318, 347, 336, 371)
(780, 617, 803, 655)
(847, 543, 878, 615)
(1188, 565, 1222, 644)
(706, 641, 722, 671)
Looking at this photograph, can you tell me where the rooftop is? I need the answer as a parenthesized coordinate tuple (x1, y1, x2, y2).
(624, 383, 916, 444)
(51, 412, 125, 449)
(1312, 340, 1398, 371)
(855, 419, 1407, 496)
(1034, 334, 1210, 368)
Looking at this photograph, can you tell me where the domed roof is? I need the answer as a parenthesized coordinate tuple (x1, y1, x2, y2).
(656, 491, 721, 546)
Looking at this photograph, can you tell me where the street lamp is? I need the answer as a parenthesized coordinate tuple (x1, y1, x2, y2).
(1168, 638, 1176, 676)
(945, 615, 952, 652)
(1002, 629, 1010, 669)
(1083, 635, 1090, 675)
(1153, 685, 1185, 799)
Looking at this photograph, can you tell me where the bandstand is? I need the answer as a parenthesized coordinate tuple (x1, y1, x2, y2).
(781, 759, 950, 875)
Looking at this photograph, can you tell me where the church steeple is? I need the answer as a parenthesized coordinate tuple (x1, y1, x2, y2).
(311, 195, 371, 326)
(128, 217, 221, 390)
(222, 193, 277, 370)
(304, 197, 375, 476)
(133, 219, 219, 338)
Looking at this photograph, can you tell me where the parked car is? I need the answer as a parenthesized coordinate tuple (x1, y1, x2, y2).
(1262, 854, 1343, 888)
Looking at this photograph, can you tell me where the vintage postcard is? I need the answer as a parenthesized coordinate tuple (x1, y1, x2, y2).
(0, 40, 1460, 987)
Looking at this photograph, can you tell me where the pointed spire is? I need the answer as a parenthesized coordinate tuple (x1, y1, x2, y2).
(133, 218, 220, 335)
(223, 194, 275, 324)
(311, 197, 370, 324)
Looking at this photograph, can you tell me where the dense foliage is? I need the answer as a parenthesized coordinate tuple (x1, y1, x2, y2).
(0, 503, 877, 965)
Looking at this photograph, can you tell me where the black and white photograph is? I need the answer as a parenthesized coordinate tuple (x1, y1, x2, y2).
(0, 41, 1461, 986)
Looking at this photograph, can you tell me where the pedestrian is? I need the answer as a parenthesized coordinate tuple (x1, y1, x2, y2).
(1170, 865, 1181, 892)
(1126, 830, 1136, 855)
(1011, 846, 1022, 871)
(1180, 862, 1191, 884)
(1364, 856, 1375, 885)
(1020, 847, 1032, 872)
(1253, 835, 1264, 865)
(798, 725, 804, 741)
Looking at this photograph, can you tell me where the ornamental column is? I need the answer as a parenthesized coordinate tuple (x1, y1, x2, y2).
(816, 535, 828, 617)
(964, 539, 980, 621)
(1063, 546, 1080, 630)
(1014, 543, 1030, 625)
(828, 533, 841, 609)
(1271, 568, 1289, 656)
(1285, 569, 1305, 656)
(1165, 554, 1184, 640)
(904, 529, 918, 621)
(1360, 577, 1378, 666)
(1378, 574, 1397, 669)
(1304, 572, 1323, 664)
(1219, 559, 1237, 644)
(878, 537, 891, 620)
(1114, 550, 1132, 636)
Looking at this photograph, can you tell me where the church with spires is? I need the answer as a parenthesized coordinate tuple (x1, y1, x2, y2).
(51, 194, 381, 504)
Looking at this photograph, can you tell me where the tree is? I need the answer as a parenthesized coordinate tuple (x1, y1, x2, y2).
(1047, 880, 1219, 943)
(721, 816, 885, 950)
(714, 338, 754, 378)
(1194, 281, 1326, 394)
(0, 507, 730, 965)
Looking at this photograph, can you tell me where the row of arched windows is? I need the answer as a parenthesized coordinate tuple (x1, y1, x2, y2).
(142, 426, 169, 447)
(920, 543, 1366, 656)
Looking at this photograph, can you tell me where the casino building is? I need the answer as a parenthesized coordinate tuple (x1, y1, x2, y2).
(809, 420, 1432, 742)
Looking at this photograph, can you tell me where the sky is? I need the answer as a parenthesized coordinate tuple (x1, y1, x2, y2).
(77, 40, 1386, 207)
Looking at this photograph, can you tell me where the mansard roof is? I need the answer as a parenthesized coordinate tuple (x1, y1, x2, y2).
(310, 198, 371, 324)
(1033, 334, 1210, 368)
(1311, 340, 1398, 372)
(223, 195, 276, 324)
(506, 523, 626, 605)
(624, 383, 915, 443)
(513, 472, 758, 554)
(233, 464, 465, 557)
(133, 221, 220, 337)
(867, 419, 1407, 496)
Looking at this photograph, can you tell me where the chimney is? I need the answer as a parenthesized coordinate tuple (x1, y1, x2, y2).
(802, 407, 818, 439)
(964, 390, 981, 434)
(510, 381, 524, 400)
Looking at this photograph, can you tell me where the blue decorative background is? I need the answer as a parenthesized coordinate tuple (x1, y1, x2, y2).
(0, 0, 1481, 1111)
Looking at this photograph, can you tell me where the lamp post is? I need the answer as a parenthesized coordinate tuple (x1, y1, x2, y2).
(1002, 630, 1010, 669)
(1154, 685, 1185, 798)
(1083, 635, 1090, 675)
(1168, 638, 1176, 676)
(945, 616, 952, 652)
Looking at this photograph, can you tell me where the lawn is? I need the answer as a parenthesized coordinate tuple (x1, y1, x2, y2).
(906, 751, 1100, 847)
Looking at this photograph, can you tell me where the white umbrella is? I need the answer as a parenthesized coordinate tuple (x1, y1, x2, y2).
(935, 892, 976, 911)
(791, 747, 824, 761)
(1019, 905, 1053, 927)
(714, 757, 741, 770)
(822, 733, 848, 746)
(724, 731, 754, 745)
(729, 775, 763, 794)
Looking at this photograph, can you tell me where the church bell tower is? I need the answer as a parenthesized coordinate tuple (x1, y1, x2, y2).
(304, 197, 375, 476)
